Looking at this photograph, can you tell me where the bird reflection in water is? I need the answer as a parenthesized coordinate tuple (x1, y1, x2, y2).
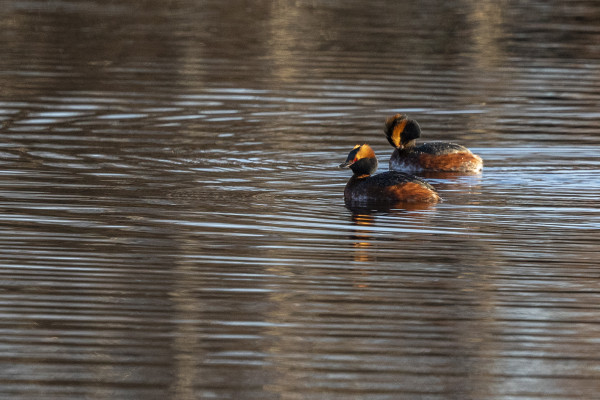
(347, 202, 437, 289)
(349, 212, 375, 289)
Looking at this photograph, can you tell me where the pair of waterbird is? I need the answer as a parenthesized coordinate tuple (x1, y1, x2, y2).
(339, 114, 483, 205)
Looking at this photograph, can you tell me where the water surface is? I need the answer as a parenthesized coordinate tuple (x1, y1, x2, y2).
(1, 0, 600, 399)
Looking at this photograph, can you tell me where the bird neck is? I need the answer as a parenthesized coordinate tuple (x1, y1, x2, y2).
(402, 139, 417, 149)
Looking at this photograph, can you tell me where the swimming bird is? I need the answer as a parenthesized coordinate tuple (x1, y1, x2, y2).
(384, 114, 483, 173)
(339, 144, 440, 205)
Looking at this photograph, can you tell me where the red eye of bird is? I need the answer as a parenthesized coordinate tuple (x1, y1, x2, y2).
(353, 158, 357, 163)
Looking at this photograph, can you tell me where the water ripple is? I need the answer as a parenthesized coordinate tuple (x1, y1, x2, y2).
(1, 0, 600, 399)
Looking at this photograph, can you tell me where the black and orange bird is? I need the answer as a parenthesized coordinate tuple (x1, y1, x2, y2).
(339, 144, 440, 205)
(384, 114, 483, 173)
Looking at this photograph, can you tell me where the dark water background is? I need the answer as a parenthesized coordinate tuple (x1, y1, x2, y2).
(1, 1, 600, 399)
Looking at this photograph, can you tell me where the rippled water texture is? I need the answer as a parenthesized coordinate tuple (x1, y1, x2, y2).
(1, 1, 600, 399)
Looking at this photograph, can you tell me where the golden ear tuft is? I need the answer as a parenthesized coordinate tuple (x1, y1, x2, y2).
(357, 143, 375, 158)
(385, 114, 404, 127)
(384, 114, 408, 148)
(392, 119, 408, 146)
